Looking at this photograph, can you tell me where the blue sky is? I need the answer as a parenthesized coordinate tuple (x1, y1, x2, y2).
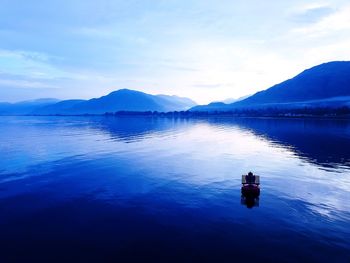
(1, 0, 350, 103)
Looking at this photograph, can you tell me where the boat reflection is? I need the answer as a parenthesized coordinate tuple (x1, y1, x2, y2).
(241, 195, 260, 208)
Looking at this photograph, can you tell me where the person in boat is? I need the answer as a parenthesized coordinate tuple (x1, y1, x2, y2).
(246, 171, 256, 184)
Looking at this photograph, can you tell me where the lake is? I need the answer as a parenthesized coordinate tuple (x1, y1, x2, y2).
(0, 116, 349, 262)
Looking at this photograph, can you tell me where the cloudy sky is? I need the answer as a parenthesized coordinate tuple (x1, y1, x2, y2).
(1, 0, 350, 104)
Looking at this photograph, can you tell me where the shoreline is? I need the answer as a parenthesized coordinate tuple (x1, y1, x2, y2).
(1, 112, 349, 120)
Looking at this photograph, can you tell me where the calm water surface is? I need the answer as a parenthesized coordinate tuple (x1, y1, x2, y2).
(0, 116, 349, 262)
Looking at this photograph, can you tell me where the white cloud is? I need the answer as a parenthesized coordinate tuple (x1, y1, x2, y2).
(0, 79, 59, 89)
(291, 4, 350, 37)
(0, 49, 67, 79)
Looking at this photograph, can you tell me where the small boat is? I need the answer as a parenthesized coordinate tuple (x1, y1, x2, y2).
(241, 172, 260, 197)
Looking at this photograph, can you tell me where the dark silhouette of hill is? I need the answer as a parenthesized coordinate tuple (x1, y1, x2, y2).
(192, 61, 350, 111)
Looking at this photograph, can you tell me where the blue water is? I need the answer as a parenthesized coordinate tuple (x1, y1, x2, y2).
(0, 116, 349, 262)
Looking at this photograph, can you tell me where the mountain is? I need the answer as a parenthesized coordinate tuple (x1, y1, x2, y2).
(0, 98, 60, 115)
(33, 89, 196, 115)
(190, 95, 251, 112)
(191, 102, 228, 112)
(191, 61, 350, 111)
(33, 100, 86, 115)
(157, 94, 197, 110)
(222, 94, 251, 104)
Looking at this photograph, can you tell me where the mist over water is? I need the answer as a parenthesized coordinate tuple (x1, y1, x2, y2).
(0, 116, 349, 262)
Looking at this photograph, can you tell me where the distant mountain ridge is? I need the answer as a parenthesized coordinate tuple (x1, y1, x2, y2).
(40, 89, 196, 114)
(192, 61, 350, 111)
(0, 98, 60, 115)
(2, 61, 350, 115)
(222, 94, 251, 104)
(0, 89, 195, 115)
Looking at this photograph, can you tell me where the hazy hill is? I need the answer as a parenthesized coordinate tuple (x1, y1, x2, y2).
(34, 89, 196, 115)
(33, 100, 86, 115)
(222, 94, 251, 104)
(191, 61, 350, 111)
(0, 98, 60, 115)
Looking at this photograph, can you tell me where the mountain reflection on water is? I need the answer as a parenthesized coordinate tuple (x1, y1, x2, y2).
(0, 116, 349, 263)
(209, 117, 350, 170)
(91, 116, 350, 170)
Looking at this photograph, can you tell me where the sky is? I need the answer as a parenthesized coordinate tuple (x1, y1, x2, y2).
(1, 0, 350, 104)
